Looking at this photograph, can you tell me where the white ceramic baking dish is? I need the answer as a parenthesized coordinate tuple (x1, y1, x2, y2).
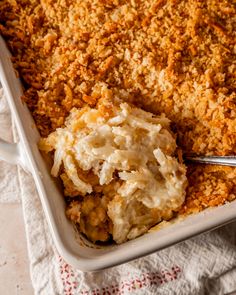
(1, 35, 236, 271)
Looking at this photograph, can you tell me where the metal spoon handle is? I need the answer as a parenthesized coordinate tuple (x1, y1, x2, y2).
(185, 156, 236, 167)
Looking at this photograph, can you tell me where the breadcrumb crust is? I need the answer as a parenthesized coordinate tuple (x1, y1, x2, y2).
(0, 0, 235, 219)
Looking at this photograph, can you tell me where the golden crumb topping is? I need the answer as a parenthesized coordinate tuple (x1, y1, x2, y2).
(1, 0, 235, 155)
(1, 0, 236, 235)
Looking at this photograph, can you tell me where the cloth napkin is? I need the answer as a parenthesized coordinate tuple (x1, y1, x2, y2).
(1, 87, 236, 295)
(0, 88, 21, 203)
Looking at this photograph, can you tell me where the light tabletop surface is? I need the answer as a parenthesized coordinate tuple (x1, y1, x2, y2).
(0, 203, 34, 294)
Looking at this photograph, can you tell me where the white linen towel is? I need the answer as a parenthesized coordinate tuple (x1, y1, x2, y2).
(1, 88, 236, 295)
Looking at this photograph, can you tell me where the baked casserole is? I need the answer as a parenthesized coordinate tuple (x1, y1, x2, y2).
(0, 0, 235, 244)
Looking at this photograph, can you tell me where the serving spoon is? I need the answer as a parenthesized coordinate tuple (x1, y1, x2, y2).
(185, 155, 236, 167)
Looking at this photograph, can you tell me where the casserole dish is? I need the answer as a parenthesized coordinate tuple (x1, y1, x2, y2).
(1, 35, 236, 271)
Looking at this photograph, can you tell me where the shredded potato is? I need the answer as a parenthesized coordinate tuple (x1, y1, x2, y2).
(39, 102, 187, 243)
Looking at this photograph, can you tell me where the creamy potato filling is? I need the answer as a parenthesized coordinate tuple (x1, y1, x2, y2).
(39, 102, 187, 243)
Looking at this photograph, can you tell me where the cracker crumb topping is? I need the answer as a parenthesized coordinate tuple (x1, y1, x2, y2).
(1, 0, 236, 238)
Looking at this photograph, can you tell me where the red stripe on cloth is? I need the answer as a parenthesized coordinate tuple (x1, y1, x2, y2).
(58, 255, 182, 295)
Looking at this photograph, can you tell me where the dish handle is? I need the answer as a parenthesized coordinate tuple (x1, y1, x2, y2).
(0, 138, 30, 172)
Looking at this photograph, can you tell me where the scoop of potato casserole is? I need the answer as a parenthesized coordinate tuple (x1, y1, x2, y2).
(39, 102, 187, 243)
